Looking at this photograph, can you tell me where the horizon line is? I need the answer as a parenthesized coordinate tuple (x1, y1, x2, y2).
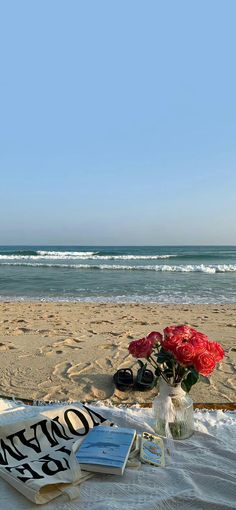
(0, 244, 236, 248)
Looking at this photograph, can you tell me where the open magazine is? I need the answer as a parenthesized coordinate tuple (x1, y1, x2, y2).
(0, 402, 109, 504)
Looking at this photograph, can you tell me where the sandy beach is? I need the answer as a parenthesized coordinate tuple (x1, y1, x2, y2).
(0, 302, 235, 404)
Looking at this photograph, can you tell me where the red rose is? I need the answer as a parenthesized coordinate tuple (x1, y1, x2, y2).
(174, 325, 198, 339)
(163, 325, 198, 341)
(128, 337, 154, 359)
(161, 334, 183, 355)
(206, 341, 224, 362)
(175, 343, 196, 365)
(163, 326, 176, 339)
(147, 331, 162, 343)
(193, 352, 216, 376)
(190, 334, 209, 354)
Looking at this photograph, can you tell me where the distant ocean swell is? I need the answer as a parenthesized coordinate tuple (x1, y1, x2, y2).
(1, 262, 236, 273)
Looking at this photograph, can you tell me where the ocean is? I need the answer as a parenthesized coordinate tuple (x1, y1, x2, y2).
(0, 245, 236, 303)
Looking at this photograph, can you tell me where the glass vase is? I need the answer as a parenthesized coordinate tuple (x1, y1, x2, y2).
(152, 378, 194, 440)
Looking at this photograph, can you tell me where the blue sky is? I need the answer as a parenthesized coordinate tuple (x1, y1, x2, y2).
(0, 0, 235, 245)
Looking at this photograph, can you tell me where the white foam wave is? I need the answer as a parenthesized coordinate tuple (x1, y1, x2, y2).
(37, 250, 98, 257)
(1, 262, 236, 273)
(91, 255, 175, 260)
(36, 251, 176, 260)
(73, 263, 236, 273)
(0, 294, 234, 304)
(0, 252, 175, 261)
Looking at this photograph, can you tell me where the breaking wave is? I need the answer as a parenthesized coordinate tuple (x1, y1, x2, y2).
(1, 262, 236, 273)
(0, 252, 175, 261)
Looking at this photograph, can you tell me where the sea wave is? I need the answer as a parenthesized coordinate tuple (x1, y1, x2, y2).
(0, 252, 175, 261)
(0, 250, 38, 256)
(1, 262, 236, 273)
(37, 250, 98, 257)
(0, 247, 235, 262)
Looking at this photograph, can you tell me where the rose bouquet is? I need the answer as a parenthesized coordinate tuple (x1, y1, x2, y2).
(128, 325, 224, 392)
(128, 325, 224, 439)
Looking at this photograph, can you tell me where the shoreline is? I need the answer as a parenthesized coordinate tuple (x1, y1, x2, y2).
(2, 296, 236, 303)
(0, 302, 235, 404)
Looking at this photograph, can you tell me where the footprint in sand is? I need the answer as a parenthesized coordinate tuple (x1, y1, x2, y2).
(99, 342, 121, 357)
(227, 376, 236, 389)
(54, 338, 83, 349)
(52, 361, 93, 382)
(101, 343, 118, 351)
(54, 361, 115, 400)
(0, 341, 17, 351)
(94, 358, 114, 369)
(217, 362, 235, 374)
(67, 363, 93, 382)
(39, 385, 70, 401)
(90, 320, 113, 325)
(53, 361, 73, 379)
(13, 327, 32, 335)
(40, 337, 84, 356)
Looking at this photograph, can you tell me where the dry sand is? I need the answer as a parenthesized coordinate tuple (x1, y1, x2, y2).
(0, 302, 235, 404)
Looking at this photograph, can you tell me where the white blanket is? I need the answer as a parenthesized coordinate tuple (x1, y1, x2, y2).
(0, 399, 235, 510)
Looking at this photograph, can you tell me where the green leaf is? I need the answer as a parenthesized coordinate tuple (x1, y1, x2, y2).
(199, 374, 211, 385)
(181, 369, 199, 392)
(137, 360, 147, 370)
(165, 360, 174, 369)
(181, 380, 188, 393)
(156, 352, 172, 364)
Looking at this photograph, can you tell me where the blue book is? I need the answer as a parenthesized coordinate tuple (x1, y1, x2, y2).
(76, 426, 137, 475)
